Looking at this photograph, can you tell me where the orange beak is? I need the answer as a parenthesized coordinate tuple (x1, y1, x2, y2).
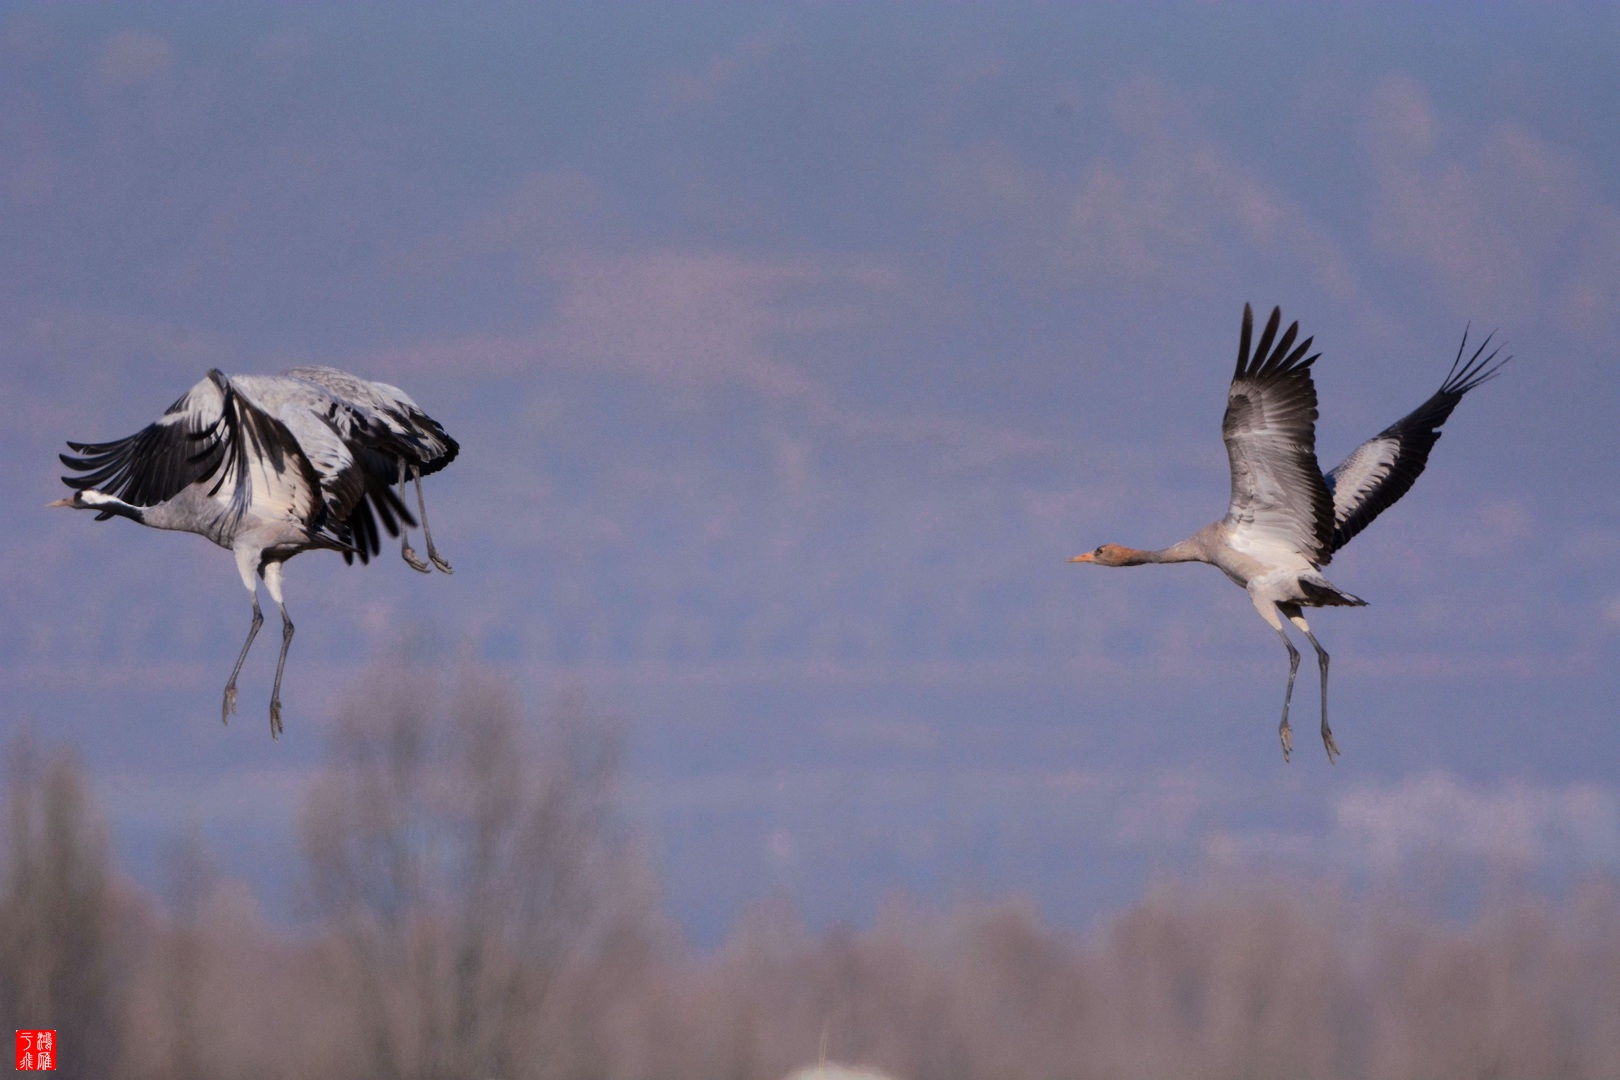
(46, 497, 74, 508)
(1068, 552, 1094, 563)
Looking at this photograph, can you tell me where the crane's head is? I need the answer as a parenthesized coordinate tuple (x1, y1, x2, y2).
(1068, 543, 1141, 567)
(49, 490, 121, 510)
(47, 489, 143, 522)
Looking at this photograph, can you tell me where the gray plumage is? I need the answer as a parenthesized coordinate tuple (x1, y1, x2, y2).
(280, 366, 458, 573)
(51, 366, 459, 737)
(1072, 305, 1506, 762)
(1221, 306, 1337, 568)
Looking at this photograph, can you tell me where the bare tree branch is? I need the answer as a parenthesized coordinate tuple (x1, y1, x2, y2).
(0, 733, 122, 1080)
(299, 665, 640, 1080)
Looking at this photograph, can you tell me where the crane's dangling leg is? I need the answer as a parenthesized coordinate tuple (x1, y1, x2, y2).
(224, 547, 265, 725)
(411, 467, 453, 574)
(1285, 606, 1338, 764)
(262, 561, 293, 740)
(1252, 594, 1299, 761)
(1274, 628, 1301, 763)
(397, 463, 431, 573)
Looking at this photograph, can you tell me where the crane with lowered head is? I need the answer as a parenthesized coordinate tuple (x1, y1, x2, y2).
(50, 366, 458, 737)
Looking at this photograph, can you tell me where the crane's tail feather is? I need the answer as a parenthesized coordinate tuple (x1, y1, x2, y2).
(1300, 577, 1366, 607)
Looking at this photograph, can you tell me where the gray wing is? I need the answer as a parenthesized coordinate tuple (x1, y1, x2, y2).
(278, 367, 457, 563)
(1221, 305, 1336, 566)
(60, 370, 326, 530)
(280, 365, 459, 475)
(233, 374, 370, 524)
(1325, 328, 1506, 552)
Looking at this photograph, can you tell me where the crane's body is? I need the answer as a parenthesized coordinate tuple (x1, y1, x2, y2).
(51, 366, 458, 737)
(1072, 305, 1504, 762)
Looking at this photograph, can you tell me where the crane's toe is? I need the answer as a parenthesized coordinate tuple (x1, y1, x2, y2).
(428, 549, 453, 574)
(1278, 719, 1293, 763)
(401, 543, 431, 574)
(269, 699, 283, 740)
(222, 686, 237, 725)
(1321, 725, 1340, 765)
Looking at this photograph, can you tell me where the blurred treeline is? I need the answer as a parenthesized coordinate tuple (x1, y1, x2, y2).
(3, 668, 1618, 1080)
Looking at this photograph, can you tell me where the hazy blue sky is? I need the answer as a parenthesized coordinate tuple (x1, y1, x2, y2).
(3, 3, 1617, 943)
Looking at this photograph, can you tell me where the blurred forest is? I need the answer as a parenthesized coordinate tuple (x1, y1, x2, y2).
(3, 668, 1618, 1080)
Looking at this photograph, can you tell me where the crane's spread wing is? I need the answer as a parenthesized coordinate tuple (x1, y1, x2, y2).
(333, 445, 417, 564)
(59, 373, 234, 509)
(265, 395, 367, 522)
(280, 365, 459, 474)
(280, 367, 450, 566)
(280, 366, 457, 564)
(1221, 305, 1336, 566)
(1324, 328, 1506, 553)
(60, 370, 327, 531)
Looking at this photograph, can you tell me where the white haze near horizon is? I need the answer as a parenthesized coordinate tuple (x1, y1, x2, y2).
(1, 3, 1617, 944)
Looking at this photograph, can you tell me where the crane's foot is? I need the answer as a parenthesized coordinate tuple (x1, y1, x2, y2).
(269, 698, 283, 741)
(222, 685, 237, 725)
(1321, 724, 1339, 765)
(401, 542, 431, 574)
(427, 546, 453, 574)
(1278, 719, 1293, 763)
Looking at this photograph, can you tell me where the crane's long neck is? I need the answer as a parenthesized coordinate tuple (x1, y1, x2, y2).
(1122, 538, 1208, 565)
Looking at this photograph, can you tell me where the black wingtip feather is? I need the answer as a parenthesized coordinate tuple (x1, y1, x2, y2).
(1442, 327, 1509, 397)
(1236, 303, 1255, 377)
(1235, 305, 1317, 378)
(1251, 307, 1281, 373)
(1267, 321, 1299, 373)
(1283, 336, 1315, 369)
